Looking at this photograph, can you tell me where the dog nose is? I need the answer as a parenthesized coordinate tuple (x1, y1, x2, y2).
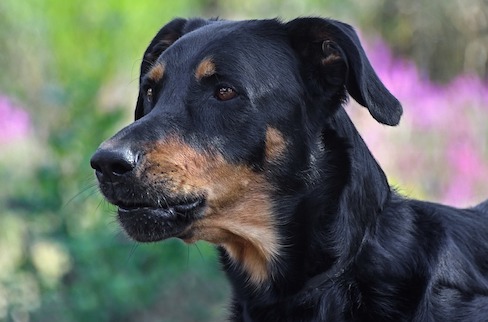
(90, 145, 139, 179)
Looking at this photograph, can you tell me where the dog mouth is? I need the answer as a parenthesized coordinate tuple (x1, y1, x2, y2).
(116, 197, 206, 242)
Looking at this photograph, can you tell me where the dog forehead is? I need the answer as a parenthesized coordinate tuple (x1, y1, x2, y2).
(162, 20, 290, 68)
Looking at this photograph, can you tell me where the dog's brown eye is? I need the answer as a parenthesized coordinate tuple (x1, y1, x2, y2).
(146, 88, 153, 103)
(216, 87, 237, 101)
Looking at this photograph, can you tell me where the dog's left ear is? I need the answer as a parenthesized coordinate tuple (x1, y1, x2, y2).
(135, 18, 189, 120)
(286, 18, 402, 126)
(135, 18, 215, 120)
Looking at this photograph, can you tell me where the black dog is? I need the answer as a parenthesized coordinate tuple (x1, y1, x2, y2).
(90, 17, 488, 321)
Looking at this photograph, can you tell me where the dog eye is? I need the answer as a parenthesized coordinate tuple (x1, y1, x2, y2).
(215, 87, 237, 101)
(146, 88, 153, 103)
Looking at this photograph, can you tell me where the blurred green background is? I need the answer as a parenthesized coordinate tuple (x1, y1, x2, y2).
(1, 1, 487, 321)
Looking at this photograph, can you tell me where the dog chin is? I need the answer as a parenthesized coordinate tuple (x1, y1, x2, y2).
(116, 199, 205, 242)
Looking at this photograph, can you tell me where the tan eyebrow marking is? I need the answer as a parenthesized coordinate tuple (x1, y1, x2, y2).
(148, 63, 165, 82)
(195, 58, 216, 80)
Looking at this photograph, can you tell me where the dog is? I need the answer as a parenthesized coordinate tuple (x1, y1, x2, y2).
(90, 17, 488, 321)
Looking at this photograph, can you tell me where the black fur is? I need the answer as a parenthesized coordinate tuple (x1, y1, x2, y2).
(91, 17, 488, 321)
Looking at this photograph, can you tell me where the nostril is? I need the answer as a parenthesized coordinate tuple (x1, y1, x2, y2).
(90, 146, 139, 178)
(110, 160, 135, 176)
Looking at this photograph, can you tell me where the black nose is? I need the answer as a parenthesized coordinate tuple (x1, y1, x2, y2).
(90, 145, 139, 180)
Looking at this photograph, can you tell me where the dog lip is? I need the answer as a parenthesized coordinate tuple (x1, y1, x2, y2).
(117, 197, 205, 213)
(116, 197, 206, 242)
(172, 198, 205, 215)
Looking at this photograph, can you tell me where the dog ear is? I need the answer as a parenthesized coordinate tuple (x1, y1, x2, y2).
(286, 18, 402, 126)
(135, 18, 188, 120)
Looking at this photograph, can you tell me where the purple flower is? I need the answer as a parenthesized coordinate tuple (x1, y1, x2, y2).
(442, 141, 488, 204)
(0, 95, 31, 144)
(361, 37, 488, 207)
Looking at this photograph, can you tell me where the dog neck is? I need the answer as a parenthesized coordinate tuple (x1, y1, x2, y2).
(324, 108, 391, 259)
(288, 107, 391, 288)
(222, 107, 392, 307)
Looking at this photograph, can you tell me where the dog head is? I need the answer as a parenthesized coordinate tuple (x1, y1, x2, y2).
(90, 17, 401, 284)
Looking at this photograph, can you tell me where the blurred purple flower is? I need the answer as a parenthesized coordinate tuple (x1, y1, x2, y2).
(446, 75, 488, 110)
(362, 37, 488, 207)
(0, 95, 31, 144)
(366, 39, 488, 130)
(442, 141, 488, 205)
